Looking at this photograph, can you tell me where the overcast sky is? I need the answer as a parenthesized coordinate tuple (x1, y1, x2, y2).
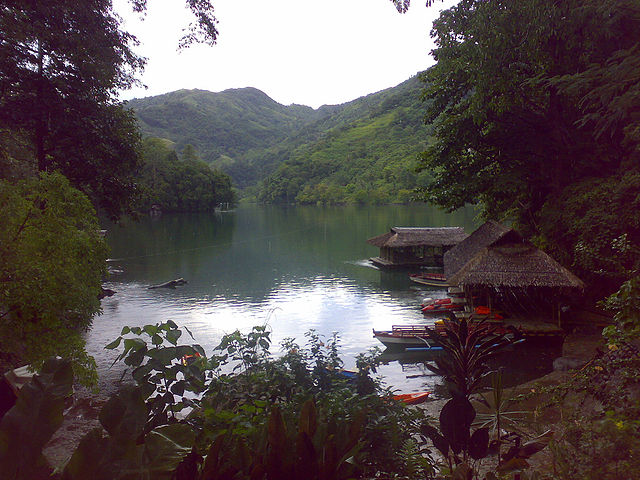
(114, 0, 455, 109)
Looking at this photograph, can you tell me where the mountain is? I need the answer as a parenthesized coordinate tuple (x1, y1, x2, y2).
(127, 75, 432, 203)
(128, 87, 336, 160)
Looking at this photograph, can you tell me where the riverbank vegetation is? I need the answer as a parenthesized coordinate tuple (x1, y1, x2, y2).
(0, 0, 233, 375)
(0, 324, 438, 479)
(418, 0, 640, 297)
(138, 138, 235, 213)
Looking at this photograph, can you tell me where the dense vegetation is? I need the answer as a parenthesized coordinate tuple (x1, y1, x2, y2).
(0, 173, 106, 383)
(0, 325, 437, 479)
(258, 77, 432, 205)
(138, 138, 235, 213)
(128, 76, 432, 203)
(0, 0, 223, 377)
(1, 0, 640, 479)
(418, 0, 640, 295)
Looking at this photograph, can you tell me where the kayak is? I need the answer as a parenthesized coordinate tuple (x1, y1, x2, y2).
(393, 391, 431, 405)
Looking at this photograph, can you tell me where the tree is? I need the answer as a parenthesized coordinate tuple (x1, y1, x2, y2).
(0, 173, 107, 383)
(417, 0, 640, 288)
(0, 0, 144, 218)
(0, 0, 221, 219)
(139, 137, 235, 212)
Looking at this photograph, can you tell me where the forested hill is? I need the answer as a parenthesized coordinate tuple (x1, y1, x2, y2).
(128, 75, 431, 202)
(128, 87, 338, 160)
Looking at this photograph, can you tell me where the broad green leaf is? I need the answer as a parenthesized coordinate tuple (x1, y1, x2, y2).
(105, 336, 122, 350)
(166, 329, 182, 345)
(0, 357, 73, 480)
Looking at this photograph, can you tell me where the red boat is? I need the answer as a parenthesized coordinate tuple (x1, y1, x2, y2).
(421, 300, 465, 314)
(393, 391, 431, 405)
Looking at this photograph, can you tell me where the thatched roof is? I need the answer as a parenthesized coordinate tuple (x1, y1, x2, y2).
(444, 220, 516, 278)
(447, 243, 585, 290)
(367, 227, 468, 248)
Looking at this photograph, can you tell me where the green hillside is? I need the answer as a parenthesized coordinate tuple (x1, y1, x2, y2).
(257, 76, 432, 204)
(128, 87, 338, 160)
(127, 75, 432, 203)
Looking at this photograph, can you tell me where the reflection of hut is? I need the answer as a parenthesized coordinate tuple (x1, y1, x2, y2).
(368, 227, 468, 268)
(444, 221, 584, 327)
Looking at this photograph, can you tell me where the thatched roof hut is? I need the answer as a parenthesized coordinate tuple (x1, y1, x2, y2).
(367, 227, 468, 268)
(443, 220, 514, 279)
(367, 227, 468, 248)
(447, 243, 585, 290)
(444, 221, 584, 326)
(445, 221, 583, 290)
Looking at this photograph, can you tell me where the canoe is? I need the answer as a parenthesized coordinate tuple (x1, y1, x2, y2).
(373, 325, 438, 349)
(409, 272, 448, 288)
(393, 391, 431, 405)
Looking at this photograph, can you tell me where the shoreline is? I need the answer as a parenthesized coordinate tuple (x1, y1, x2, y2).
(42, 332, 604, 471)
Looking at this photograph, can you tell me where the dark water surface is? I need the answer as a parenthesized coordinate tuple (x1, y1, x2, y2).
(91, 204, 559, 396)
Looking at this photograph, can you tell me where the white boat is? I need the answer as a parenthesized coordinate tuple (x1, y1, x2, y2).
(372, 325, 438, 349)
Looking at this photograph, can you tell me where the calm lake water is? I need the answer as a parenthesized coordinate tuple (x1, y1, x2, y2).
(91, 204, 560, 396)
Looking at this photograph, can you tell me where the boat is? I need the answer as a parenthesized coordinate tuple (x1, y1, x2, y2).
(181, 352, 202, 366)
(393, 391, 431, 405)
(374, 322, 519, 350)
(373, 325, 438, 349)
(421, 298, 466, 314)
(409, 272, 448, 288)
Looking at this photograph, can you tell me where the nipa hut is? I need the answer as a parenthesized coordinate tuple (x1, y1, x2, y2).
(444, 221, 584, 327)
(367, 227, 468, 268)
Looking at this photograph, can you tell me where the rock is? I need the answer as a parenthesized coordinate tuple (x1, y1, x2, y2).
(148, 278, 188, 289)
(98, 287, 116, 299)
(553, 356, 585, 372)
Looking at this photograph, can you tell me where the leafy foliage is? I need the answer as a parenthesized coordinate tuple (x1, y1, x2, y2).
(0, 0, 144, 219)
(540, 343, 640, 480)
(137, 137, 235, 212)
(418, 0, 640, 291)
(0, 357, 73, 480)
(0, 172, 106, 382)
(103, 323, 432, 479)
(418, 318, 548, 478)
(62, 385, 197, 480)
(601, 277, 640, 346)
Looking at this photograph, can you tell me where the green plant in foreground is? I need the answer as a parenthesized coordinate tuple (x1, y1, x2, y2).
(105, 320, 207, 429)
(0, 357, 73, 480)
(0, 323, 436, 479)
(419, 318, 551, 479)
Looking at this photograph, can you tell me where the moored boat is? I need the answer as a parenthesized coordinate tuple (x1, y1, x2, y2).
(373, 325, 437, 349)
(421, 299, 465, 314)
(409, 272, 448, 287)
(393, 391, 431, 405)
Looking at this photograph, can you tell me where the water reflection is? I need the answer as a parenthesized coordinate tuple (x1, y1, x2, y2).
(91, 204, 559, 395)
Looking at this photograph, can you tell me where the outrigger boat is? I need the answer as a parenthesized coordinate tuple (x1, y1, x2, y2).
(374, 323, 519, 350)
(409, 272, 448, 288)
(373, 325, 437, 349)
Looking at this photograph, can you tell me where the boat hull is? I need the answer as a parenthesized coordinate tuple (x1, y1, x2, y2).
(373, 326, 438, 349)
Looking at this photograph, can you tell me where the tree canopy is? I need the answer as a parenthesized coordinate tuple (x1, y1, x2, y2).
(0, 0, 145, 218)
(0, 173, 107, 382)
(138, 137, 235, 212)
(418, 0, 640, 290)
(0, 0, 221, 219)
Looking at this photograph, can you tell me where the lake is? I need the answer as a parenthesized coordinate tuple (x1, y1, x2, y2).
(91, 204, 559, 396)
